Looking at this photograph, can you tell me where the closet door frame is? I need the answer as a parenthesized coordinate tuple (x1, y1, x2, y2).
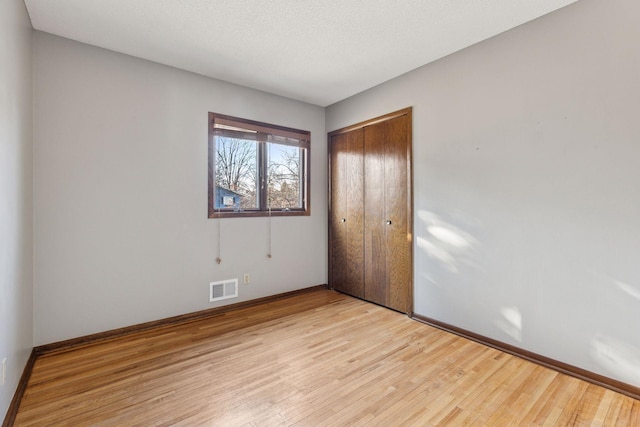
(327, 107, 413, 315)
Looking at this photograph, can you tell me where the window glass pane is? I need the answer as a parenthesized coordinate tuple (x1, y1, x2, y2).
(214, 136, 259, 210)
(267, 143, 303, 210)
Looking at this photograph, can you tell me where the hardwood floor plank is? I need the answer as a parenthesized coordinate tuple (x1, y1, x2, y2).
(13, 289, 640, 426)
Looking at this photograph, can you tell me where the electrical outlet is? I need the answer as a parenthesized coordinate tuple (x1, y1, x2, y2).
(243, 273, 250, 284)
(1, 357, 6, 386)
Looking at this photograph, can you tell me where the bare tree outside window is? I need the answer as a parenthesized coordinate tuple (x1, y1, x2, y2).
(267, 145, 302, 210)
(214, 137, 258, 209)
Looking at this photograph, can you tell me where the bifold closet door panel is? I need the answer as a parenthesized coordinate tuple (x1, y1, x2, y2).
(364, 115, 410, 312)
(363, 121, 387, 307)
(329, 130, 365, 298)
(383, 114, 411, 313)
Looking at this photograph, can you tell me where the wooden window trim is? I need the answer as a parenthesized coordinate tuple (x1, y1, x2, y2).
(208, 112, 311, 218)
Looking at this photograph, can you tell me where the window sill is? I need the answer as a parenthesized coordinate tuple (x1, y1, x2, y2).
(208, 209, 310, 219)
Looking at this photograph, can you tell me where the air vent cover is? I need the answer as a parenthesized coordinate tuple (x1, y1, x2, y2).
(209, 279, 238, 302)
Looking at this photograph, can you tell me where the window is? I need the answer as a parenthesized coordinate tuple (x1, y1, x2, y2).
(208, 112, 310, 218)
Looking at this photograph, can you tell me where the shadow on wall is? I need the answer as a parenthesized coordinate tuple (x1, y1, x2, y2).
(590, 276, 640, 387)
(591, 334, 640, 387)
(416, 209, 524, 343)
(613, 279, 640, 301)
(495, 306, 522, 342)
(416, 210, 479, 275)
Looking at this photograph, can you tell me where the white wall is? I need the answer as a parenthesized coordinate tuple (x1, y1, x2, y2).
(0, 0, 33, 419)
(327, 0, 640, 387)
(33, 33, 327, 345)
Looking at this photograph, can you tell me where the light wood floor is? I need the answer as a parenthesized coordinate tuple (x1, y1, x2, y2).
(14, 289, 640, 426)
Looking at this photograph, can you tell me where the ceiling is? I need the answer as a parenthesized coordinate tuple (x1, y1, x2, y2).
(24, 0, 579, 107)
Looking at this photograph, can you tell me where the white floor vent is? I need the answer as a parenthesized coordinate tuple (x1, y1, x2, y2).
(209, 279, 238, 302)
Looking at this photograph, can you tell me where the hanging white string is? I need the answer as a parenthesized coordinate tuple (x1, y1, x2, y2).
(267, 141, 273, 259)
(267, 206, 272, 259)
(216, 207, 222, 264)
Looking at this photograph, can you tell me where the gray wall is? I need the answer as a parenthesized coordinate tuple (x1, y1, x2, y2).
(33, 33, 327, 345)
(327, 0, 640, 387)
(0, 0, 34, 419)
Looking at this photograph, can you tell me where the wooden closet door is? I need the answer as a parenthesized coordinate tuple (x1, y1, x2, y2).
(364, 114, 411, 312)
(329, 130, 365, 298)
